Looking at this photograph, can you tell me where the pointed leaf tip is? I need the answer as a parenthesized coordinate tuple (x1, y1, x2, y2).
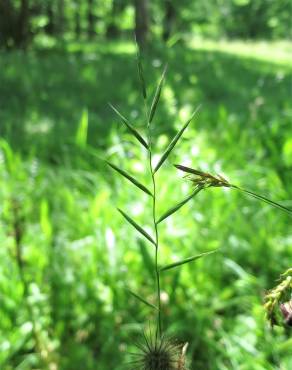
(126, 288, 158, 310)
(156, 187, 203, 224)
(154, 105, 201, 173)
(109, 103, 148, 149)
(160, 250, 218, 272)
(135, 45, 147, 100)
(117, 208, 156, 245)
(148, 65, 167, 123)
(107, 161, 152, 196)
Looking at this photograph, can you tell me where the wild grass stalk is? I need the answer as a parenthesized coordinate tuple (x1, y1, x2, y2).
(108, 46, 213, 369)
(108, 45, 292, 369)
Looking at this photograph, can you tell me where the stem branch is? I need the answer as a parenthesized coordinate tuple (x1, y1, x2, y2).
(146, 112, 162, 338)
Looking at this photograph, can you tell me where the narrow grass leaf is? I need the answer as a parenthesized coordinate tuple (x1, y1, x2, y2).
(0, 139, 15, 174)
(138, 240, 155, 279)
(117, 208, 156, 245)
(174, 163, 207, 176)
(126, 288, 158, 310)
(76, 108, 88, 147)
(148, 65, 167, 123)
(154, 105, 201, 173)
(160, 250, 217, 272)
(109, 103, 148, 149)
(233, 186, 292, 216)
(107, 161, 152, 196)
(136, 45, 147, 100)
(170, 268, 181, 302)
(156, 186, 203, 224)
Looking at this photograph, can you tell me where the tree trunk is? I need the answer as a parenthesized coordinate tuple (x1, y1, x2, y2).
(0, 0, 17, 48)
(0, 0, 32, 48)
(57, 0, 65, 35)
(45, 1, 55, 35)
(134, 0, 149, 48)
(75, 0, 81, 39)
(163, 0, 176, 41)
(11, 0, 30, 48)
(106, 0, 125, 39)
(87, 0, 95, 39)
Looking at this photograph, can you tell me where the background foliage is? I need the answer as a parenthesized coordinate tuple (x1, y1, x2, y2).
(0, 0, 291, 49)
(0, 1, 291, 369)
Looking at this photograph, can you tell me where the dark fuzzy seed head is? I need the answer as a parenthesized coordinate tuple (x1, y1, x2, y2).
(145, 347, 173, 369)
(129, 331, 187, 370)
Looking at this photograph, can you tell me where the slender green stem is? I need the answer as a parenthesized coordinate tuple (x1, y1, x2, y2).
(150, 150, 162, 338)
(145, 102, 162, 338)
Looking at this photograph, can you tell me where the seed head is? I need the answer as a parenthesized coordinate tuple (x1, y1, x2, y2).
(174, 164, 231, 189)
(264, 268, 292, 327)
(129, 330, 188, 370)
(279, 300, 292, 327)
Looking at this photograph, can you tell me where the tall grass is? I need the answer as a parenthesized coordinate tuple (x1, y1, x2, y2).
(108, 47, 291, 369)
(0, 40, 291, 369)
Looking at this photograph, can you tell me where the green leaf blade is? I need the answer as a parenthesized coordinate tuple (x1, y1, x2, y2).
(135, 44, 147, 100)
(109, 103, 148, 149)
(76, 108, 88, 148)
(107, 161, 152, 196)
(154, 105, 201, 173)
(117, 208, 156, 245)
(157, 186, 203, 224)
(160, 250, 218, 272)
(126, 288, 158, 310)
(148, 65, 167, 124)
(233, 186, 292, 216)
(138, 240, 155, 280)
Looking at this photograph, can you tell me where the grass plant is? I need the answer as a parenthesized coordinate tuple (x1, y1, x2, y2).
(108, 46, 292, 369)
(1, 39, 292, 369)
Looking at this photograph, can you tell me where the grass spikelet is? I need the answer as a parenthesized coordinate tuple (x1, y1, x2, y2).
(264, 268, 292, 327)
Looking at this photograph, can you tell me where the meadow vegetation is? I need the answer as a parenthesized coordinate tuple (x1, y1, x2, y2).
(0, 38, 291, 369)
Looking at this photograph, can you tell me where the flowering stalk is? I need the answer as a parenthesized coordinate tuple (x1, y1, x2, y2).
(108, 48, 212, 369)
(264, 268, 292, 327)
(144, 67, 167, 339)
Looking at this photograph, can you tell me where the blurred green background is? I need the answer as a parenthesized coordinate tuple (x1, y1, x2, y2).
(0, 1, 291, 369)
